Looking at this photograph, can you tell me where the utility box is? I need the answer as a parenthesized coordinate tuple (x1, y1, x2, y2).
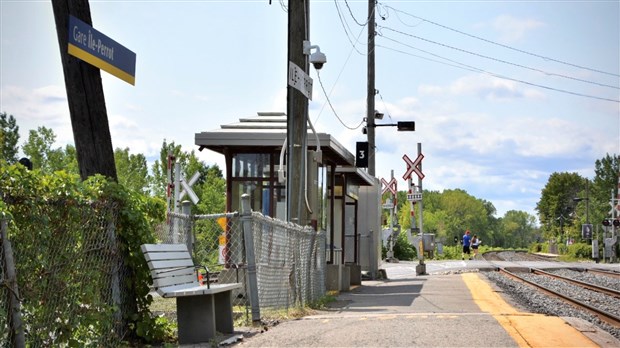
(412, 234, 435, 251)
(412, 234, 436, 258)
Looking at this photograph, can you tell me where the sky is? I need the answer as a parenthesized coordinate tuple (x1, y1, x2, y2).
(1, 0, 619, 222)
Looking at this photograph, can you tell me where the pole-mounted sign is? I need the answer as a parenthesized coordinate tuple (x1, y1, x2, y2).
(356, 142, 369, 168)
(67, 15, 136, 85)
(381, 177, 397, 195)
(288, 61, 313, 100)
(402, 153, 425, 180)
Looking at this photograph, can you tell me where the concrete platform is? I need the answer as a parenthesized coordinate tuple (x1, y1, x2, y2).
(233, 259, 620, 347)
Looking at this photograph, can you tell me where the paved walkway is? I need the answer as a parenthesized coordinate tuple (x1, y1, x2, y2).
(228, 261, 620, 347)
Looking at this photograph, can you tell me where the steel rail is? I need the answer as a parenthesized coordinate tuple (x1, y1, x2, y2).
(584, 268, 620, 279)
(531, 268, 620, 299)
(498, 268, 620, 329)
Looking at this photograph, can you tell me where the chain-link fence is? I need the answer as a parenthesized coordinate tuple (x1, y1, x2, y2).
(0, 199, 127, 347)
(251, 212, 325, 310)
(1, 192, 327, 345)
(160, 199, 326, 323)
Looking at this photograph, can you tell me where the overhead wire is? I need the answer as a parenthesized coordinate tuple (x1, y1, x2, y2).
(373, 2, 619, 103)
(343, 0, 369, 26)
(313, 2, 372, 125)
(379, 25, 619, 90)
(377, 92, 394, 123)
(316, 70, 366, 130)
(333, 0, 367, 55)
(383, 4, 620, 78)
(377, 35, 620, 103)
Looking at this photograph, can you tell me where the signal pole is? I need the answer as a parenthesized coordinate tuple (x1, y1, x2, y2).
(367, 0, 376, 176)
(287, 0, 309, 224)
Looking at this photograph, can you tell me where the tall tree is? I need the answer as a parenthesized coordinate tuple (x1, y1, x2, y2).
(22, 126, 77, 173)
(500, 210, 537, 248)
(0, 112, 20, 164)
(149, 140, 187, 198)
(114, 148, 150, 194)
(536, 172, 584, 242)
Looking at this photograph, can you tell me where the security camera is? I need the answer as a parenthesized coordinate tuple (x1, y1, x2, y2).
(304, 40, 327, 70)
(310, 50, 327, 70)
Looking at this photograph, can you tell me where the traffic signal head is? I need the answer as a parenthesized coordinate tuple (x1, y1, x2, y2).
(614, 219, 620, 227)
(603, 219, 610, 226)
(397, 121, 416, 131)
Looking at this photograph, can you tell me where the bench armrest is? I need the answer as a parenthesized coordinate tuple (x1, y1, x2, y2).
(195, 264, 211, 289)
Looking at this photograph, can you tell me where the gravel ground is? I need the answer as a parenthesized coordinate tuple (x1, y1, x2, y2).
(486, 270, 620, 341)
(547, 268, 620, 291)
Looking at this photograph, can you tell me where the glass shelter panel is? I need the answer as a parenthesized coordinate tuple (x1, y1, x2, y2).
(232, 153, 270, 178)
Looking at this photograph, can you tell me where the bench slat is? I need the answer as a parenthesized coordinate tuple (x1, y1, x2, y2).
(141, 243, 189, 253)
(144, 251, 193, 262)
(152, 267, 195, 278)
(152, 274, 198, 288)
(147, 259, 194, 271)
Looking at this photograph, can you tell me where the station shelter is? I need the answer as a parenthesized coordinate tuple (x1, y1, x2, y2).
(195, 112, 382, 289)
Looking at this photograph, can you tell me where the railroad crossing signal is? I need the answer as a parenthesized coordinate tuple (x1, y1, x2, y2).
(381, 177, 397, 195)
(602, 219, 620, 227)
(407, 193, 423, 202)
(608, 200, 620, 215)
(402, 153, 425, 180)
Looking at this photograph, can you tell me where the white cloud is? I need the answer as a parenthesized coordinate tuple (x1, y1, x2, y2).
(491, 15, 545, 43)
(420, 74, 546, 101)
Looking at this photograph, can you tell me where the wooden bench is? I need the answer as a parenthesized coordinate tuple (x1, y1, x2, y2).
(141, 243, 242, 344)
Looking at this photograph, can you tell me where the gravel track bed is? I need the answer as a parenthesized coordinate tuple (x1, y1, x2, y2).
(547, 269, 620, 292)
(486, 271, 620, 340)
(485, 250, 554, 262)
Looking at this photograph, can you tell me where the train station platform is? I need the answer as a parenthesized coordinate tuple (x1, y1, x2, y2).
(232, 260, 620, 347)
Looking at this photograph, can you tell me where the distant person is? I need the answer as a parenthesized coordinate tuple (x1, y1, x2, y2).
(462, 230, 471, 260)
(471, 234, 481, 259)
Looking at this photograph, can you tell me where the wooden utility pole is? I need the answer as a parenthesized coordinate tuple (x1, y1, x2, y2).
(367, 0, 376, 176)
(287, 0, 309, 224)
(52, 0, 117, 181)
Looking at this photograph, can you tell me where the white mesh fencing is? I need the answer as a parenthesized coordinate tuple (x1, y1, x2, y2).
(160, 209, 326, 322)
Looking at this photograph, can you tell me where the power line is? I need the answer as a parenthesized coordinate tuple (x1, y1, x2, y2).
(343, 0, 368, 26)
(314, 6, 369, 125)
(316, 71, 365, 130)
(379, 25, 619, 90)
(377, 91, 394, 123)
(333, 0, 367, 55)
(377, 36, 620, 103)
(383, 4, 620, 78)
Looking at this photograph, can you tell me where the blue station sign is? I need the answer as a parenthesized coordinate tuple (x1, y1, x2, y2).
(67, 15, 136, 85)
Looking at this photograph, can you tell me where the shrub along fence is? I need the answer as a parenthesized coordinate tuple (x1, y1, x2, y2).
(1, 199, 128, 347)
(1, 168, 326, 345)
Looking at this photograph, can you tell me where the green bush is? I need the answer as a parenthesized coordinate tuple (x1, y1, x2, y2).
(567, 242, 592, 260)
(0, 163, 174, 345)
(393, 231, 417, 260)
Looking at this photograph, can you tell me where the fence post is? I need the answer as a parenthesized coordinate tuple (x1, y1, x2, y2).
(240, 194, 261, 323)
(181, 201, 193, 255)
(1, 218, 25, 348)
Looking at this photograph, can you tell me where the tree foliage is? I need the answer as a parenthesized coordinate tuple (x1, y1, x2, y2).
(115, 147, 151, 194)
(536, 172, 585, 242)
(1, 112, 20, 164)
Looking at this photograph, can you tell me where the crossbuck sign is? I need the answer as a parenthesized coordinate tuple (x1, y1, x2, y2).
(381, 178, 397, 195)
(402, 153, 425, 180)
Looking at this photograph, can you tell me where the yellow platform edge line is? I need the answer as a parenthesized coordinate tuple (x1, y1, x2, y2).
(461, 272, 598, 348)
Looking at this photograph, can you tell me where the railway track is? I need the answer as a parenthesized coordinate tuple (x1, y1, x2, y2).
(584, 268, 620, 279)
(498, 267, 620, 329)
(531, 268, 620, 299)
